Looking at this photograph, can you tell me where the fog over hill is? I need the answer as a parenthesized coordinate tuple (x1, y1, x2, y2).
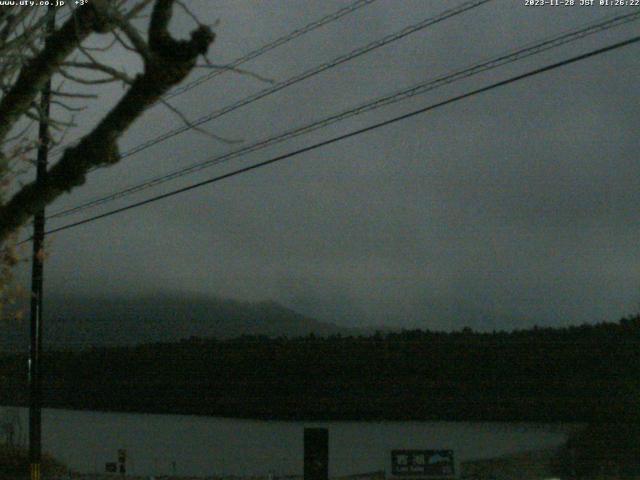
(0, 291, 560, 353)
(0, 294, 364, 352)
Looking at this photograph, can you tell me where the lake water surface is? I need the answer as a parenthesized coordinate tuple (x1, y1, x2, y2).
(3, 407, 573, 477)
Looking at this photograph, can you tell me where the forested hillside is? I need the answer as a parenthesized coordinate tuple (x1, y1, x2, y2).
(1, 317, 639, 422)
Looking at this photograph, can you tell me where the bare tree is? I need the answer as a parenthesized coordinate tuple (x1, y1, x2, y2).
(0, 0, 215, 243)
(0, 0, 216, 312)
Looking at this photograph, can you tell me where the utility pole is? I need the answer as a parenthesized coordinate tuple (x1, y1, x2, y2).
(29, 5, 55, 480)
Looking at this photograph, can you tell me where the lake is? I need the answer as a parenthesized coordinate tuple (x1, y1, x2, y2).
(2, 406, 573, 477)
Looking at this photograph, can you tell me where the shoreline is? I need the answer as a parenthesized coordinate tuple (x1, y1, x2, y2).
(0, 403, 586, 426)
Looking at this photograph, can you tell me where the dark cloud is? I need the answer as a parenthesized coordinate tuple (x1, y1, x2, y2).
(25, 0, 640, 330)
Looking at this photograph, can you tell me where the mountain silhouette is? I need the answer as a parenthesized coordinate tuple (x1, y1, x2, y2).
(0, 293, 361, 352)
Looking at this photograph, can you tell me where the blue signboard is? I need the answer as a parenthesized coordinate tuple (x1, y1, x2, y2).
(391, 450, 455, 478)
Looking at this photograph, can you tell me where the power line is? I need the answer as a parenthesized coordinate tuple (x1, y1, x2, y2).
(85, 0, 493, 163)
(35, 34, 640, 240)
(47, 10, 640, 221)
(47, 0, 379, 157)
(165, 0, 379, 100)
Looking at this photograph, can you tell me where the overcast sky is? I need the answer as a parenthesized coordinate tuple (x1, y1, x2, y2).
(14, 0, 640, 331)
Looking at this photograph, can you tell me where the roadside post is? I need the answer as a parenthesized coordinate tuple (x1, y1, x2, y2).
(28, 5, 55, 480)
(304, 428, 329, 480)
(118, 448, 127, 476)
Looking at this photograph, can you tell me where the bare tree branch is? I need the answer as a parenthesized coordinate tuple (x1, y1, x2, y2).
(61, 61, 135, 84)
(0, 4, 104, 146)
(125, 0, 155, 20)
(0, 0, 215, 242)
(50, 100, 87, 113)
(51, 89, 98, 99)
(57, 67, 123, 85)
(176, 0, 203, 26)
(160, 98, 241, 144)
(94, 0, 153, 62)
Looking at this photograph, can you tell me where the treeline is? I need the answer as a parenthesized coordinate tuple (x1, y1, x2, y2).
(1, 316, 639, 422)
